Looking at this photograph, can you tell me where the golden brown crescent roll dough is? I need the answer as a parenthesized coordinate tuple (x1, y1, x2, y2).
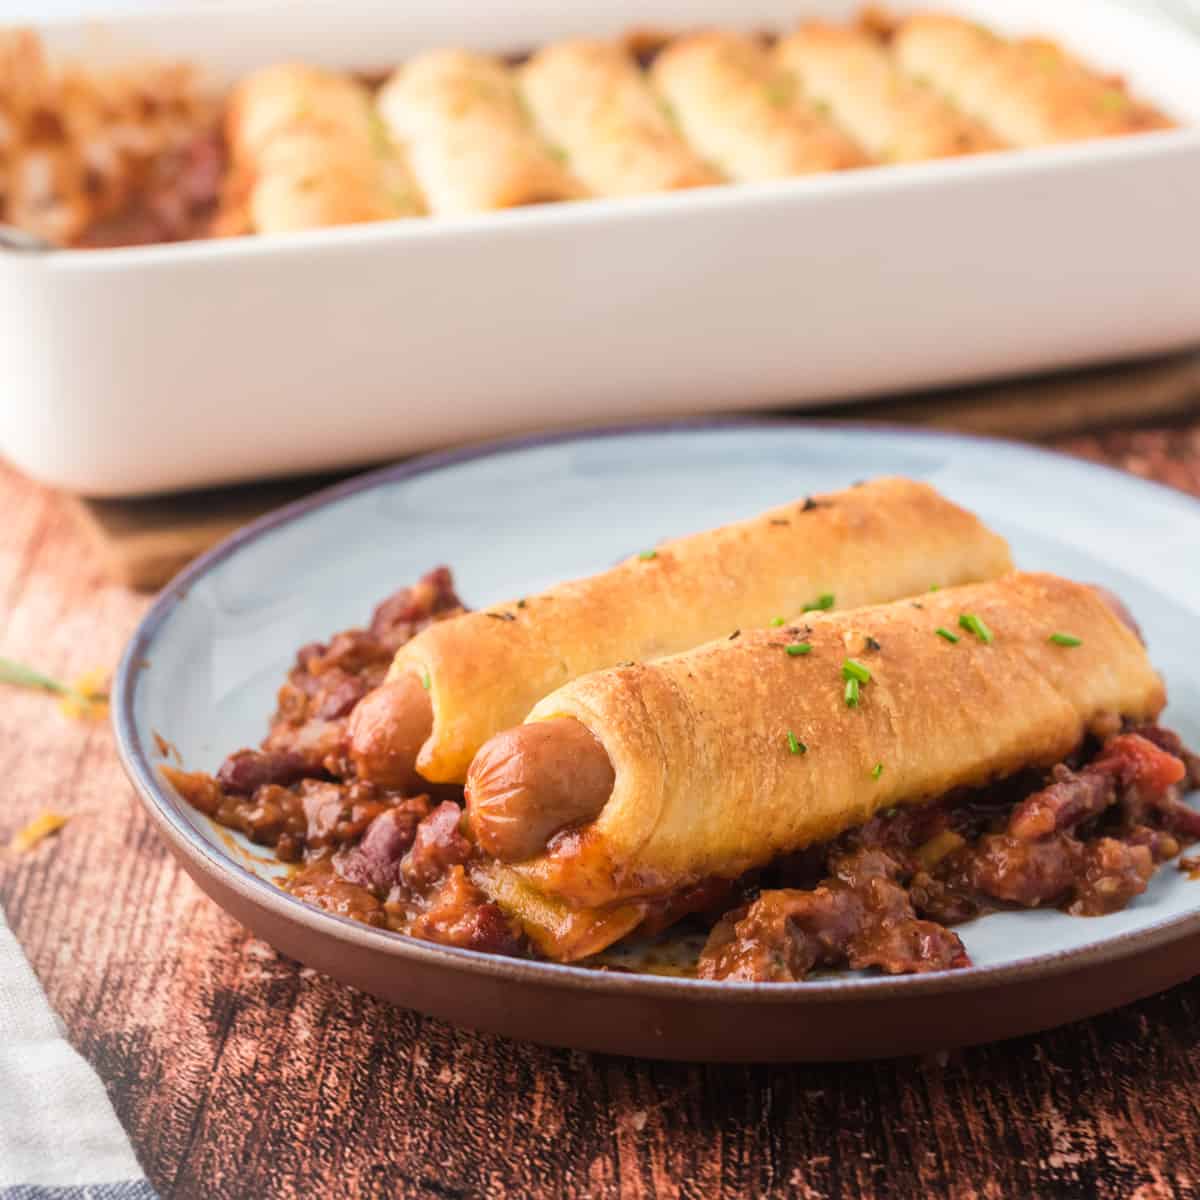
(891, 15, 1172, 147)
(377, 49, 584, 215)
(486, 573, 1164, 958)
(520, 39, 720, 196)
(649, 31, 867, 180)
(387, 477, 1012, 783)
(776, 24, 1004, 162)
(225, 64, 421, 234)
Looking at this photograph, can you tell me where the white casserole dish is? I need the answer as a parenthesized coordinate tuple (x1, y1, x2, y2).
(3, 0, 1199, 497)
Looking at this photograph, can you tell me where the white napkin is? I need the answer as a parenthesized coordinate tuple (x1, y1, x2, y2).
(0, 906, 156, 1200)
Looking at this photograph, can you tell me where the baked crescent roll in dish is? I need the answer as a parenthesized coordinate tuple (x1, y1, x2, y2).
(350, 477, 1012, 787)
(225, 64, 420, 234)
(520, 39, 720, 196)
(649, 31, 867, 180)
(466, 573, 1167, 959)
(891, 15, 1172, 147)
(377, 49, 584, 215)
(776, 24, 1004, 162)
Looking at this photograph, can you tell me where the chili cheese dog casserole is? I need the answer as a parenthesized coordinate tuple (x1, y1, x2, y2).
(0, 9, 1174, 247)
(164, 483, 1200, 982)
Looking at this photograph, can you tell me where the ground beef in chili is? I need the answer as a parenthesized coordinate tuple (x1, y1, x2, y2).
(699, 730, 1195, 982)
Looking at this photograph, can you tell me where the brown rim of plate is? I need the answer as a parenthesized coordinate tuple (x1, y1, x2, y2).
(112, 415, 1200, 1007)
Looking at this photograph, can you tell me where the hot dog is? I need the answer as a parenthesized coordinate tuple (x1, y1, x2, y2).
(775, 24, 1003, 162)
(353, 477, 1014, 785)
(891, 15, 1172, 147)
(464, 579, 1150, 865)
(464, 574, 1165, 959)
(376, 49, 584, 215)
(520, 39, 719, 196)
(466, 718, 613, 861)
(649, 30, 867, 180)
(224, 63, 422, 235)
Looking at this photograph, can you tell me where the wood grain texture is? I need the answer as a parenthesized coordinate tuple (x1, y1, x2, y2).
(2, 419, 1200, 1200)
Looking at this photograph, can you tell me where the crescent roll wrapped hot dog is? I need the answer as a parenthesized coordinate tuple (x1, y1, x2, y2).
(466, 573, 1167, 959)
(224, 64, 421, 235)
(776, 24, 1004, 162)
(649, 31, 867, 180)
(350, 477, 1012, 788)
(891, 15, 1172, 147)
(520, 40, 720, 197)
(377, 49, 584, 215)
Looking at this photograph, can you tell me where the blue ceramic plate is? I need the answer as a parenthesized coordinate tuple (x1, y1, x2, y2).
(113, 421, 1200, 1060)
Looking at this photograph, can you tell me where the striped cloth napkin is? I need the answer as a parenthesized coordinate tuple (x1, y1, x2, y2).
(0, 909, 156, 1200)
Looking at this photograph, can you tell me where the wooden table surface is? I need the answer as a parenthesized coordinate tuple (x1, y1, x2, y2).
(3, 419, 1200, 1200)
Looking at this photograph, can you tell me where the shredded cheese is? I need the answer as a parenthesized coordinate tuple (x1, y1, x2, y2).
(9, 811, 70, 853)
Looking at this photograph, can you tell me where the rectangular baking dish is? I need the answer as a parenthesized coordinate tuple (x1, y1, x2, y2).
(4, 0, 1199, 497)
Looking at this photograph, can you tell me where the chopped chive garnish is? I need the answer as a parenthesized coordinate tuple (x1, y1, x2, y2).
(935, 627, 960, 644)
(770, 616, 786, 627)
(842, 658, 871, 684)
(785, 642, 812, 657)
(871, 762, 884, 780)
(420, 670, 431, 691)
(786, 730, 807, 755)
(844, 677, 861, 708)
(764, 77, 794, 106)
(803, 593, 835, 613)
(958, 613, 993, 644)
(1049, 632, 1082, 647)
(0, 656, 73, 695)
(638, 550, 658, 561)
(865, 636, 882, 652)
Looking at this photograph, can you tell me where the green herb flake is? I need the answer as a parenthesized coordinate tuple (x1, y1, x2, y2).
(844, 676, 861, 708)
(841, 658, 871, 685)
(1049, 632, 1082, 647)
(0, 656, 73, 696)
(420, 670, 431, 691)
(785, 642, 812, 657)
(770, 616, 786, 627)
(638, 549, 658, 561)
(935, 626, 960, 644)
(764, 77, 794, 107)
(803, 593, 835, 613)
(786, 730, 807, 755)
(871, 762, 884, 780)
(958, 613, 993, 644)
(0, 656, 104, 708)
